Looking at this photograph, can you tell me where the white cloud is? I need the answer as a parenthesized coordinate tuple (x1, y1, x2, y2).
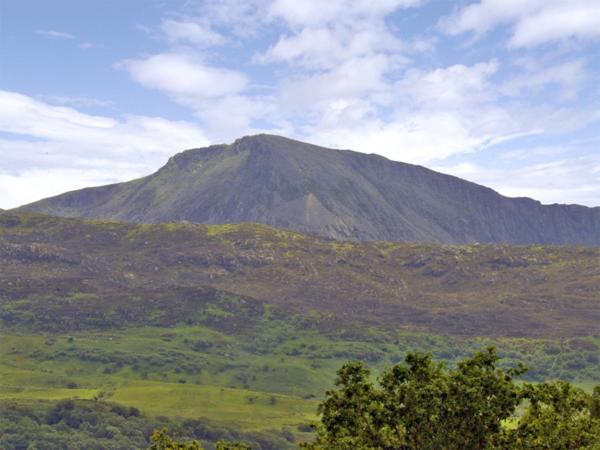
(259, 0, 418, 71)
(440, 0, 544, 36)
(40, 95, 115, 109)
(280, 55, 393, 107)
(441, 0, 600, 47)
(268, 0, 422, 27)
(116, 52, 258, 139)
(0, 169, 133, 210)
(0, 90, 208, 208)
(279, 59, 519, 164)
(192, 94, 276, 139)
(307, 112, 490, 164)
(502, 59, 588, 101)
(509, 2, 600, 47)
(0, 91, 208, 157)
(435, 154, 600, 207)
(261, 25, 405, 70)
(201, 0, 271, 35)
(37, 29, 75, 39)
(281, 55, 599, 170)
(117, 53, 247, 100)
(395, 60, 499, 109)
(161, 19, 225, 46)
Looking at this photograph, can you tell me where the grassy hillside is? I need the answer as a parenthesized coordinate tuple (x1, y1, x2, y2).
(1, 211, 598, 447)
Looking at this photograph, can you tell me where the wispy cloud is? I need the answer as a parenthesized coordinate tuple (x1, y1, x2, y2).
(39, 95, 115, 109)
(116, 52, 248, 100)
(36, 29, 75, 39)
(502, 59, 588, 102)
(435, 153, 600, 207)
(161, 19, 225, 47)
(440, 0, 600, 48)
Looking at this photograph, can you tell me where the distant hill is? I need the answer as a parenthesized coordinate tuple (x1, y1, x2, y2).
(3, 212, 599, 445)
(1, 212, 599, 338)
(17, 134, 600, 245)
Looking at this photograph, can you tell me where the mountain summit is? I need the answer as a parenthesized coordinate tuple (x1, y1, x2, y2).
(17, 134, 600, 244)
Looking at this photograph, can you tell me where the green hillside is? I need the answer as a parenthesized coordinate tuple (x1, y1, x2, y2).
(1, 211, 599, 448)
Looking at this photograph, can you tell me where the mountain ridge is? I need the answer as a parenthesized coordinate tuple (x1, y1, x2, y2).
(16, 134, 600, 245)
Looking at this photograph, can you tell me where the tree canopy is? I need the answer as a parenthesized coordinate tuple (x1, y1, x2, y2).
(149, 428, 252, 450)
(302, 347, 600, 450)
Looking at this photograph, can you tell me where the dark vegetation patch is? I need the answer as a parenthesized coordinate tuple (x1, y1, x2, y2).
(0, 400, 295, 450)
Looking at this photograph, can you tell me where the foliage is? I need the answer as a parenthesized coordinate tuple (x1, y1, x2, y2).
(593, 385, 600, 419)
(149, 428, 203, 449)
(0, 400, 296, 450)
(303, 348, 600, 450)
(215, 440, 253, 450)
(147, 428, 261, 450)
(496, 381, 600, 449)
(0, 399, 157, 449)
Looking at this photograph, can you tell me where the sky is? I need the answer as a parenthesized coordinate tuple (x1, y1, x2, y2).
(1, 0, 599, 209)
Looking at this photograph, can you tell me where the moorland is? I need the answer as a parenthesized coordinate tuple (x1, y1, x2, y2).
(1, 211, 598, 448)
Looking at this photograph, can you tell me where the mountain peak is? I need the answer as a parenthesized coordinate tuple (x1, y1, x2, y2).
(166, 134, 327, 169)
(230, 134, 339, 157)
(232, 133, 291, 146)
(233, 133, 315, 146)
(16, 135, 600, 245)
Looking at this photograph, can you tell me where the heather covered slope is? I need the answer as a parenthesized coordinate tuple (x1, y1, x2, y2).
(18, 134, 600, 245)
(1, 211, 599, 338)
(2, 212, 599, 445)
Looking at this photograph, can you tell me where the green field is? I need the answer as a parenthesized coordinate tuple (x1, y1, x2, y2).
(2, 326, 598, 426)
(2, 327, 599, 448)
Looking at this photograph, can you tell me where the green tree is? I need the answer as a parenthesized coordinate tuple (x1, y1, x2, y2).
(215, 440, 253, 450)
(497, 381, 600, 449)
(149, 428, 203, 450)
(592, 385, 600, 419)
(303, 348, 600, 450)
(149, 429, 254, 450)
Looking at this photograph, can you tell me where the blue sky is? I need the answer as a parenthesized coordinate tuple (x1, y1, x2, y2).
(1, 0, 599, 208)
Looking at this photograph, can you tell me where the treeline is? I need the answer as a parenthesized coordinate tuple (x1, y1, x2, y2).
(0, 400, 295, 450)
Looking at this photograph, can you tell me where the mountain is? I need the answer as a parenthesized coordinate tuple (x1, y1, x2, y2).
(17, 134, 600, 245)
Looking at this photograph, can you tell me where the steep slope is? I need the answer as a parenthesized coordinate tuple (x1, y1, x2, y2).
(18, 134, 600, 245)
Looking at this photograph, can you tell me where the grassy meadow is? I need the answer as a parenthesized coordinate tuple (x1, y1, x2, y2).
(2, 324, 598, 429)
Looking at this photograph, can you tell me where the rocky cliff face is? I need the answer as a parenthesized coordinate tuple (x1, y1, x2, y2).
(18, 134, 600, 245)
